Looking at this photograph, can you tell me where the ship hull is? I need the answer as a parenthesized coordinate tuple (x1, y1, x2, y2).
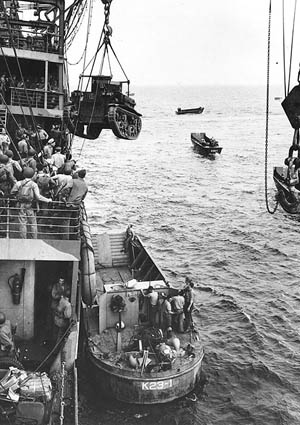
(82, 229, 204, 405)
(86, 347, 204, 404)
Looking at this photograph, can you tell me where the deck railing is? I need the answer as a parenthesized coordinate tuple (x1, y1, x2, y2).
(9, 87, 62, 110)
(0, 24, 60, 54)
(0, 198, 80, 240)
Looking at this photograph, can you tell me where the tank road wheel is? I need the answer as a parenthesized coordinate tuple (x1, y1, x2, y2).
(0, 356, 24, 370)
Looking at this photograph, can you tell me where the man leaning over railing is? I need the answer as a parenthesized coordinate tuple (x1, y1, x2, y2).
(11, 167, 52, 239)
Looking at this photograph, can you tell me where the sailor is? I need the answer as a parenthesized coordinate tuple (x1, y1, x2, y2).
(17, 134, 29, 156)
(63, 169, 88, 239)
(49, 124, 62, 148)
(59, 152, 76, 175)
(141, 286, 159, 326)
(53, 290, 72, 343)
(43, 138, 55, 159)
(24, 148, 37, 172)
(52, 168, 73, 201)
(0, 312, 14, 353)
(123, 224, 135, 253)
(51, 146, 65, 173)
(170, 292, 185, 333)
(183, 279, 195, 331)
(5, 150, 22, 179)
(0, 154, 16, 196)
(10, 167, 52, 238)
(35, 124, 49, 147)
(160, 293, 174, 330)
(0, 128, 10, 154)
(65, 168, 88, 206)
(15, 122, 27, 142)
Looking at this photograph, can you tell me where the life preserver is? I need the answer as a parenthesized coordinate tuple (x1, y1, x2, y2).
(80, 217, 96, 306)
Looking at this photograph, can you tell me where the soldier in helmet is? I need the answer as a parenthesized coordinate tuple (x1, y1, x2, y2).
(11, 167, 52, 238)
(0, 312, 14, 353)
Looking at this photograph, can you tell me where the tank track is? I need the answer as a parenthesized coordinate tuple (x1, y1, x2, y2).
(108, 105, 142, 140)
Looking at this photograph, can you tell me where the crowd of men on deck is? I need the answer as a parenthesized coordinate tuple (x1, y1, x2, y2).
(0, 122, 88, 239)
(141, 277, 195, 334)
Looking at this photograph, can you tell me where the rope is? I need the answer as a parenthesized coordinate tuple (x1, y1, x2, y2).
(265, 0, 279, 214)
(282, 0, 287, 97)
(0, 0, 41, 150)
(0, 45, 29, 129)
(287, 0, 297, 94)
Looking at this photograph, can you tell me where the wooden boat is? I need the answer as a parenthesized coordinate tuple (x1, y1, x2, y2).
(191, 132, 222, 156)
(81, 229, 204, 405)
(176, 107, 204, 115)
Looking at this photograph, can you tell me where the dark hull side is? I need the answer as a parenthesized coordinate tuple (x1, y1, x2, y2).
(192, 140, 222, 156)
(86, 348, 204, 404)
(176, 107, 204, 115)
(273, 167, 300, 214)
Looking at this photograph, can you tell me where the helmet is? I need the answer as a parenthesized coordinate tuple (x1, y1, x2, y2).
(0, 312, 6, 324)
(6, 150, 13, 158)
(0, 154, 8, 164)
(23, 167, 35, 178)
(28, 148, 36, 156)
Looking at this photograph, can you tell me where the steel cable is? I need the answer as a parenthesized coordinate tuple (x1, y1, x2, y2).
(265, 0, 279, 214)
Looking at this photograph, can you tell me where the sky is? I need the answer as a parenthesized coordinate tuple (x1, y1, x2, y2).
(67, 0, 300, 88)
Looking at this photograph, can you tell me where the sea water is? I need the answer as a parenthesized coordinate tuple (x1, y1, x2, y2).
(73, 85, 300, 425)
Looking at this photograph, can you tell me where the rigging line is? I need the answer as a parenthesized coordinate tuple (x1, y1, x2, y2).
(65, 0, 86, 39)
(65, 3, 87, 49)
(80, 23, 106, 77)
(282, 0, 287, 97)
(265, 0, 279, 215)
(107, 39, 130, 82)
(287, 0, 297, 94)
(82, 0, 94, 72)
(0, 91, 23, 135)
(106, 46, 112, 76)
(0, 45, 29, 128)
(0, 0, 42, 150)
(0, 112, 23, 164)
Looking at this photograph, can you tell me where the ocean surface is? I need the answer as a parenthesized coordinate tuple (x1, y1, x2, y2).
(72, 85, 300, 425)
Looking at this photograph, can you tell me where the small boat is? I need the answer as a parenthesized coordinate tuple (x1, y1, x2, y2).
(176, 107, 204, 115)
(191, 132, 222, 156)
(81, 228, 204, 405)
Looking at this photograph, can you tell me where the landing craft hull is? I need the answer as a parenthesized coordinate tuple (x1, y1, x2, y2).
(191, 133, 222, 156)
(176, 107, 204, 115)
(86, 347, 204, 404)
(81, 229, 204, 405)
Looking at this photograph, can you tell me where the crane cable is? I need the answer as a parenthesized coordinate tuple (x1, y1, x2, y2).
(265, 0, 279, 214)
(74, 0, 95, 157)
(0, 0, 43, 154)
(287, 0, 298, 94)
(282, 0, 287, 97)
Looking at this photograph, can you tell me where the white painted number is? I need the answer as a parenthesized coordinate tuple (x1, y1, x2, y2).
(142, 380, 173, 390)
